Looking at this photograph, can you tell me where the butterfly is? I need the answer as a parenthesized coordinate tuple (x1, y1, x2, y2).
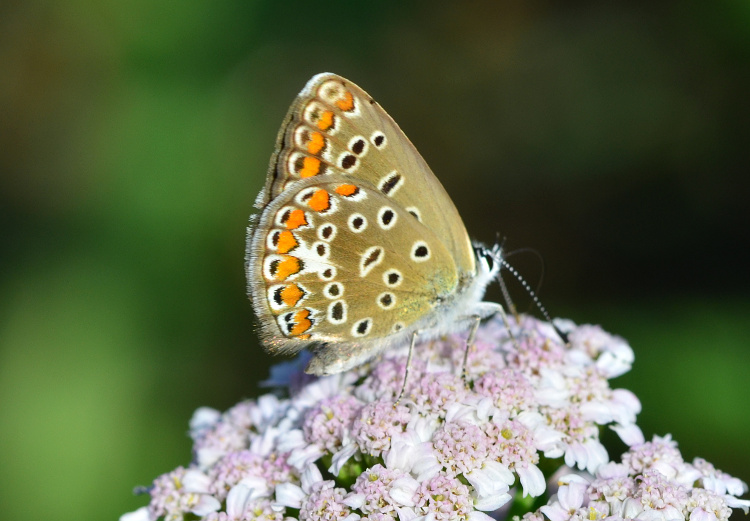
(245, 73, 504, 376)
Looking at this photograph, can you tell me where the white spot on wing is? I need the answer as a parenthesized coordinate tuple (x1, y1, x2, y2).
(410, 241, 431, 262)
(302, 101, 338, 134)
(327, 300, 347, 324)
(348, 135, 369, 156)
(274, 206, 294, 227)
(383, 269, 403, 287)
(266, 230, 281, 250)
(378, 171, 403, 196)
(319, 266, 337, 281)
(312, 241, 330, 260)
(377, 207, 397, 230)
(348, 213, 367, 233)
(338, 152, 359, 173)
(267, 284, 286, 311)
(317, 223, 337, 242)
(360, 246, 384, 277)
(323, 282, 343, 299)
(262, 254, 284, 280)
(406, 207, 421, 222)
(377, 292, 396, 310)
(352, 318, 372, 337)
(370, 131, 387, 149)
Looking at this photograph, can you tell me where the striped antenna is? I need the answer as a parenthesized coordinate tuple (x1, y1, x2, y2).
(499, 257, 569, 344)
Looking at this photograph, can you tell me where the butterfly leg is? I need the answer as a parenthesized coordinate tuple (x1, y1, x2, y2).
(459, 302, 520, 385)
(460, 315, 482, 386)
(498, 271, 520, 322)
(495, 302, 520, 350)
(394, 330, 420, 405)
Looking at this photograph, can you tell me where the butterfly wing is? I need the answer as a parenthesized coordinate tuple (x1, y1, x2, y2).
(256, 73, 476, 277)
(246, 175, 461, 373)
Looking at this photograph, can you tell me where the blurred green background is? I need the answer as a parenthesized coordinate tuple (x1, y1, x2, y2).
(1, 1, 748, 519)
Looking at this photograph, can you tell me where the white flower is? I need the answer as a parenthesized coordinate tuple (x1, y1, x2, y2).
(275, 464, 323, 509)
(389, 475, 420, 506)
(189, 407, 222, 441)
(564, 438, 609, 474)
(224, 484, 256, 519)
(386, 430, 441, 481)
(466, 460, 514, 510)
(724, 495, 750, 514)
(119, 506, 151, 521)
(517, 463, 547, 497)
(329, 442, 358, 475)
(540, 480, 588, 521)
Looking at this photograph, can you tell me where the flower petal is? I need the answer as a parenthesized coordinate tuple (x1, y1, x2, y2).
(119, 507, 152, 521)
(275, 482, 305, 509)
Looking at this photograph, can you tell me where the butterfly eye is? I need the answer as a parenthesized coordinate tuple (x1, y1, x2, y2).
(476, 246, 495, 272)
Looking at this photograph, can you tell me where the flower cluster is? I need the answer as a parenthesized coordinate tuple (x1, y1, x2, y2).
(540, 435, 749, 521)
(121, 315, 748, 521)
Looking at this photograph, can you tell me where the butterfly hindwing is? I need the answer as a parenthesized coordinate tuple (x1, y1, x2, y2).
(247, 175, 460, 357)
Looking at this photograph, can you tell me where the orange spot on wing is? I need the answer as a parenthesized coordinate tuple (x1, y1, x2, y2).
(299, 156, 321, 178)
(307, 132, 325, 155)
(307, 189, 330, 212)
(280, 284, 304, 307)
(317, 111, 334, 131)
(290, 309, 312, 336)
(336, 91, 355, 112)
(297, 334, 311, 340)
(335, 184, 359, 197)
(276, 230, 298, 253)
(275, 256, 301, 281)
(285, 209, 307, 230)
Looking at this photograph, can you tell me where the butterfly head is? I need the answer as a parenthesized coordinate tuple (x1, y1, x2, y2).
(473, 242, 503, 280)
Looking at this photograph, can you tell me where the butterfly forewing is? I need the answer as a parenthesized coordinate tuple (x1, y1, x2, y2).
(257, 73, 476, 276)
(247, 175, 460, 354)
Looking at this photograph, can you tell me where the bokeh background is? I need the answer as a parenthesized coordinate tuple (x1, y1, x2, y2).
(1, 1, 748, 519)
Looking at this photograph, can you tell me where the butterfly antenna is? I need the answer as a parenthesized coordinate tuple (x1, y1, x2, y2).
(499, 258, 569, 344)
(503, 247, 549, 313)
(492, 236, 519, 319)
